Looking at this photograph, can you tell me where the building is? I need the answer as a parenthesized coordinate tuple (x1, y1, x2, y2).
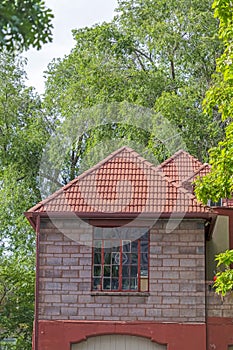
(25, 147, 233, 350)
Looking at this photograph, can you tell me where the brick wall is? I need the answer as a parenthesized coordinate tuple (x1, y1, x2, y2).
(206, 285, 233, 318)
(206, 285, 233, 350)
(38, 218, 206, 323)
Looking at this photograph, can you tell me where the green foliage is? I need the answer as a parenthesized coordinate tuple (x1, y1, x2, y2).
(39, 101, 182, 195)
(201, 0, 233, 123)
(154, 86, 224, 162)
(195, 122, 233, 203)
(0, 53, 50, 251)
(44, 0, 223, 177)
(0, 255, 35, 349)
(194, 0, 233, 295)
(195, 0, 233, 203)
(214, 250, 233, 296)
(0, 0, 53, 51)
(0, 52, 51, 348)
(45, 22, 167, 114)
(116, 0, 220, 82)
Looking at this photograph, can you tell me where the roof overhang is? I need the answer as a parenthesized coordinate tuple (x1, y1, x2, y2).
(25, 210, 217, 231)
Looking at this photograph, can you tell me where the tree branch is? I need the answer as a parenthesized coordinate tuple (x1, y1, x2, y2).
(134, 51, 147, 71)
(170, 59, 176, 80)
(133, 47, 155, 64)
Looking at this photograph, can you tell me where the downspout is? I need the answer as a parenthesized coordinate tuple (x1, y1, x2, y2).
(33, 214, 40, 350)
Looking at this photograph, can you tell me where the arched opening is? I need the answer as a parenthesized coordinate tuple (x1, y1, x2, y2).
(71, 334, 167, 350)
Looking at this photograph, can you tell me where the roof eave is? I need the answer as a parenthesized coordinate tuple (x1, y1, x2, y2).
(24, 211, 37, 230)
(24, 210, 216, 230)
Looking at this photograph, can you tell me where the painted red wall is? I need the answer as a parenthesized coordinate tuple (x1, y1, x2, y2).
(34, 319, 233, 350)
(36, 320, 206, 350)
(207, 317, 233, 350)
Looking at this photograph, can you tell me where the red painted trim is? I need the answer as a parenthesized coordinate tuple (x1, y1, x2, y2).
(213, 208, 233, 249)
(25, 211, 215, 229)
(91, 244, 94, 290)
(207, 317, 233, 349)
(28, 211, 215, 219)
(100, 239, 104, 290)
(119, 242, 123, 290)
(36, 319, 233, 350)
(207, 317, 233, 325)
(33, 214, 40, 350)
(29, 216, 36, 231)
(147, 229, 150, 292)
(37, 320, 206, 350)
(138, 238, 141, 291)
(92, 231, 149, 292)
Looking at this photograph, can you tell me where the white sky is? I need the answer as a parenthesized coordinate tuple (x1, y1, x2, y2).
(24, 0, 118, 94)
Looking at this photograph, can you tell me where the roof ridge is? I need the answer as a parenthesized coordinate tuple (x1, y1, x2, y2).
(153, 164, 207, 208)
(176, 182, 209, 210)
(155, 167, 209, 211)
(181, 163, 210, 185)
(157, 149, 202, 169)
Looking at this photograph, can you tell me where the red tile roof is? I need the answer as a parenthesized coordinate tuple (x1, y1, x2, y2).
(157, 149, 204, 185)
(26, 147, 211, 218)
(157, 150, 211, 193)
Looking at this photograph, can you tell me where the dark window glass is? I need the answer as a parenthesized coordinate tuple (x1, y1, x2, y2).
(92, 228, 149, 292)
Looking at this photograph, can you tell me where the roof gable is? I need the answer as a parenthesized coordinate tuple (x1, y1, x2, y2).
(26, 147, 210, 217)
(157, 149, 203, 185)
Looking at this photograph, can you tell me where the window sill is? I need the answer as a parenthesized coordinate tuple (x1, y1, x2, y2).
(91, 291, 150, 296)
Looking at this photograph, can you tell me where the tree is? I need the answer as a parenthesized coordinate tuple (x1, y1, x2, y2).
(0, 0, 53, 51)
(195, 0, 233, 203)
(194, 0, 233, 296)
(116, 0, 224, 161)
(0, 255, 35, 349)
(213, 250, 233, 296)
(0, 52, 51, 252)
(43, 0, 224, 185)
(0, 52, 51, 348)
(116, 0, 220, 83)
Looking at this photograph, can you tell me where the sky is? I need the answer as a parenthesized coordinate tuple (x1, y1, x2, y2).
(24, 0, 118, 94)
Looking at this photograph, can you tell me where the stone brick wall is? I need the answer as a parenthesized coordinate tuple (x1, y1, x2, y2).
(38, 218, 206, 323)
(206, 285, 233, 318)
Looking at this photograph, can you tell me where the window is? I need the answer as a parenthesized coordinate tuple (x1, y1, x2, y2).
(92, 227, 149, 292)
(207, 198, 222, 207)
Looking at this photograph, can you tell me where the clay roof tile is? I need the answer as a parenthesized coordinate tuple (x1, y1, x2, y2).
(26, 147, 210, 216)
